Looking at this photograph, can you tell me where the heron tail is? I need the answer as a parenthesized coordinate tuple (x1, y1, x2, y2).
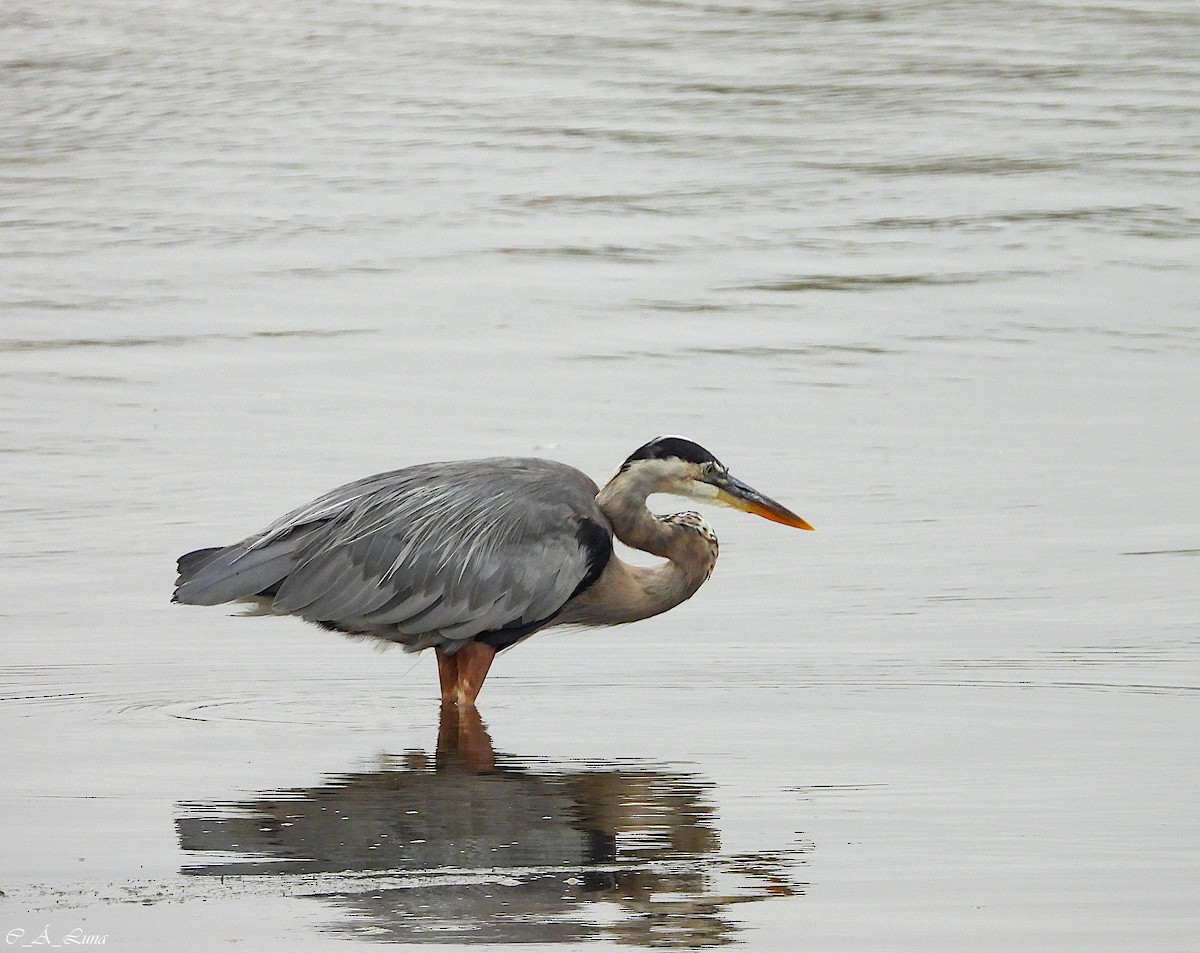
(176, 546, 223, 577)
(172, 537, 307, 606)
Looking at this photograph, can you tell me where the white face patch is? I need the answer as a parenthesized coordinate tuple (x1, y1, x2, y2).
(684, 479, 720, 501)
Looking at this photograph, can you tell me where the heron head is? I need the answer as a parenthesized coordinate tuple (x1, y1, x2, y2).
(619, 436, 814, 531)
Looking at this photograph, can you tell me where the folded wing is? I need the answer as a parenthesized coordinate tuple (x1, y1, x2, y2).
(173, 458, 613, 650)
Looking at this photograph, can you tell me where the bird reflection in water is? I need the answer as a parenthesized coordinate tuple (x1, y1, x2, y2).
(177, 706, 809, 946)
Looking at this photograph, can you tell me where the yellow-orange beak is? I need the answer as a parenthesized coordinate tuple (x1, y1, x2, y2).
(713, 474, 814, 531)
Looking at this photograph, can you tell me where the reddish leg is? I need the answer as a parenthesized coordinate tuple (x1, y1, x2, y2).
(434, 641, 496, 707)
(435, 646, 459, 702)
(454, 640, 496, 706)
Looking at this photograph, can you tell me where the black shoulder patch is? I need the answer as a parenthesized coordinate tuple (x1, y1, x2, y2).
(570, 515, 613, 600)
(622, 435, 723, 469)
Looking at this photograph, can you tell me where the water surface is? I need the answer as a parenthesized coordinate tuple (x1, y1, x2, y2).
(2, 0, 1198, 949)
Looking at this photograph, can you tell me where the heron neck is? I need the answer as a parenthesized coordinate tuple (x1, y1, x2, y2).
(596, 467, 679, 556)
(572, 469, 716, 626)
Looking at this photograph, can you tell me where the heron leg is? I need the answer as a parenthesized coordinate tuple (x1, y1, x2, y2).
(435, 641, 496, 706)
(435, 646, 459, 702)
(453, 640, 496, 707)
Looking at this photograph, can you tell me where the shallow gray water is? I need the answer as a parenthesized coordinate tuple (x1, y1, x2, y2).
(2, 0, 1199, 949)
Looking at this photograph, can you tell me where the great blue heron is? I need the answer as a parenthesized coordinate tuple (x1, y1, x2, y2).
(173, 436, 813, 706)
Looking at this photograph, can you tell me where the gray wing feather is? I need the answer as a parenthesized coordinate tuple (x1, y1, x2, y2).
(175, 458, 611, 650)
(173, 528, 323, 606)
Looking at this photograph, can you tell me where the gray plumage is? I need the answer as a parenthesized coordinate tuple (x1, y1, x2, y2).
(174, 459, 611, 653)
(173, 437, 812, 703)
